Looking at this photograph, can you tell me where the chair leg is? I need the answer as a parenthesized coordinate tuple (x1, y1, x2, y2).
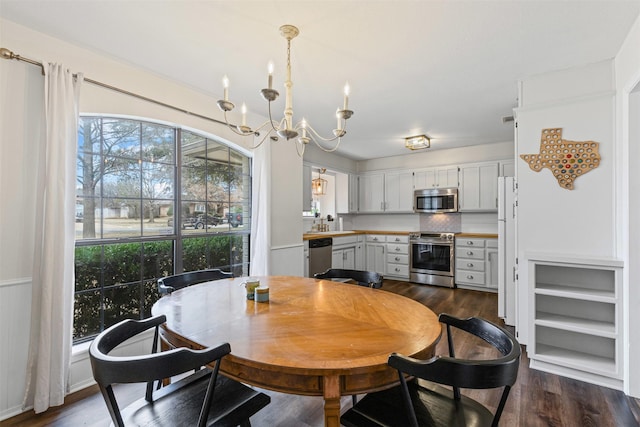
(352, 394, 358, 406)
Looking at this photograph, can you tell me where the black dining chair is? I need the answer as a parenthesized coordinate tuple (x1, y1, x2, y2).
(89, 315, 270, 427)
(341, 314, 520, 427)
(158, 268, 233, 295)
(314, 268, 383, 288)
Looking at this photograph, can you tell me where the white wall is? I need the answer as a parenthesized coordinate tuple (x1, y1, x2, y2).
(615, 14, 640, 397)
(0, 18, 302, 419)
(357, 140, 514, 172)
(515, 59, 617, 349)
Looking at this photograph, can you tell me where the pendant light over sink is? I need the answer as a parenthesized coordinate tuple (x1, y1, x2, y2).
(217, 25, 354, 157)
(312, 168, 328, 196)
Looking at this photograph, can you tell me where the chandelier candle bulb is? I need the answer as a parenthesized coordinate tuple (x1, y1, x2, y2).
(222, 75, 229, 102)
(241, 103, 247, 126)
(336, 109, 342, 130)
(268, 61, 274, 89)
(343, 83, 350, 110)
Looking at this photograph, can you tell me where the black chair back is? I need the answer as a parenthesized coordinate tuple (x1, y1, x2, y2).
(158, 268, 233, 295)
(341, 313, 520, 427)
(314, 268, 383, 288)
(89, 315, 270, 427)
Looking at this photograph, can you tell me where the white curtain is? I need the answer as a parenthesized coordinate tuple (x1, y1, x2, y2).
(249, 140, 271, 276)
(23, 64, 82, 413)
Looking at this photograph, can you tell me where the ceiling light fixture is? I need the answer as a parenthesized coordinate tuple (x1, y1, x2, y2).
(217, 25, 354, 157)
(312, 168, 328, 196)
(405, 134, 431, 150)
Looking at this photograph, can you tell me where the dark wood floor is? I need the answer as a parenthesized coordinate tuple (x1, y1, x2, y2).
(3, 280, 640, 426)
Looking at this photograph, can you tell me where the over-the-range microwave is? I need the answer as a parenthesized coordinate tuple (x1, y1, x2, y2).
(414, 187, 458, 213)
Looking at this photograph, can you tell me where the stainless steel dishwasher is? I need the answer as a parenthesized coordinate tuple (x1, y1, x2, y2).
(308, 237, 333, 277)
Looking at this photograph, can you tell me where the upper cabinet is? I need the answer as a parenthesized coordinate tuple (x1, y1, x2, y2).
(459, 162, 499, 212)
(384, 171, 414, 212)
(500, 159, 515, 177)
(359, 171, 414, 213)
(358, 173, 386, 213)
(414, 166, 459, 190)
(348, 174, 359, 213)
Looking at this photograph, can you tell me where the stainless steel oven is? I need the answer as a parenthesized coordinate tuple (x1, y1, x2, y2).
(409, 232, 455, 288)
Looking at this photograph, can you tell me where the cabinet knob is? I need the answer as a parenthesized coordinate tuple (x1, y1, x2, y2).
(395, 237, 400, 242)
(467, 263, 473, 267)
(395, 257, 400, 261)
(467, 275, 474, 279)
(395, 247, 401, 251)
(395, 268, 400, 272)
(467, 241, 473, 245)
(467, 251, 473, 256)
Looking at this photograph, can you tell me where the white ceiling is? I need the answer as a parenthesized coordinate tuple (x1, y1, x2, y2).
(1, 1, 639, 160)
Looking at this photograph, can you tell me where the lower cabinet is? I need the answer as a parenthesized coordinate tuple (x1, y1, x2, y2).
(365, 234, 410, 280)
(332, 247, 356, 269)
(385, 235, 409, 280)
(365, 235, 386, 275)
(332, 235, 363, 271)
(455, 237, 497, 291)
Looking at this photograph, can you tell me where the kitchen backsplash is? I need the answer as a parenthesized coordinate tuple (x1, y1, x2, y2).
(420, 213, 462, 233)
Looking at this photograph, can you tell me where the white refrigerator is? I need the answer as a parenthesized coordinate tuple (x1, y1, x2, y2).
(498, 176, 516, 326)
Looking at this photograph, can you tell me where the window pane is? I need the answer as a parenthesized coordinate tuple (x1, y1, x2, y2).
(78, 117, 101, 154)
(142, 240, 174, 280)
(103, 158, 141, 198)
(103, 243, 142, 285)
(142, 123, 174, 164)
(144, 200, 174, 236)
(142, 161, 173, 200)
(102, 200, 142, 239)
(102, 119, 140, 159)
(104, 283, 142, 329)
(182, 164, 207, 200)
(74, 289, 102, 341)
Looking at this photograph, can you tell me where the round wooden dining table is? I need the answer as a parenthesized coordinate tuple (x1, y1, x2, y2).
(152, 275, 442, 427)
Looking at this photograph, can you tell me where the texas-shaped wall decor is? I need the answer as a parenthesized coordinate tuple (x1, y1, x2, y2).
(520, 128, 600, 190)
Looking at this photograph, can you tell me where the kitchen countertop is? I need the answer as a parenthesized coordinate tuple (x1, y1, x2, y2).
(455, 233, 498, 239)
(303, 230, 412, 240)
(303, 231, 498, 240)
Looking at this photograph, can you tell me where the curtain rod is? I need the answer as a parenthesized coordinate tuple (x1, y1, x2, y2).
(0, 47, 240, 130)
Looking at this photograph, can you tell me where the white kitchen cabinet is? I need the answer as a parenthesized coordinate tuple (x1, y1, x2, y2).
(349, 174, 359, 213)
(365, 235, 386, 274)
(332, 235, 360, 270)
(332, 247, 355, 269)
(528, 255, 623, 389)
(303, 164, 313, 211)
(455, 238, 487, 288)
(384, 171, 414, 212)
(458, 162, 499, 212)
(455, 237, 498, 290)
(358, 173, 385, 213)
(500, 160, 515, 177)
(414, 166, 459, 190)
(355, 235, 365, 270)
(485, 239, 499, 289)
(304, 240, 309, 278)
(385, 235, 409, 280)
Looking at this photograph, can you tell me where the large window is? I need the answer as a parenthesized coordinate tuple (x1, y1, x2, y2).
(74, 117, 251, 342)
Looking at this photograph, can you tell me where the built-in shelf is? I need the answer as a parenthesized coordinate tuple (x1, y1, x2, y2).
(528, 254, 623, 388)
(534, 282, 615, 302)
(535, 312, 616, 337)
(534, 344, 617, 376)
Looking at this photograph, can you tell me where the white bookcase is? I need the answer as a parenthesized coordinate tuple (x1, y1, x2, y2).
(527, 254, 623, 389)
